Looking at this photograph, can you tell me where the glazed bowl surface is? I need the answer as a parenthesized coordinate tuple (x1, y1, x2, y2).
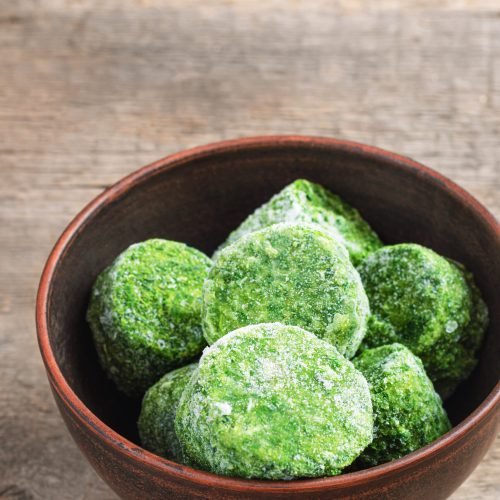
(36, 136, 500, 499)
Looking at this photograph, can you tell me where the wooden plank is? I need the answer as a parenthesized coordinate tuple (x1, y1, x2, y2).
(0, 1, 498, 498)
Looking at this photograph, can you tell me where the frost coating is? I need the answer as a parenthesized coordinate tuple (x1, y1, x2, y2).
(203, 223, 369, 358)
(86, 239, 212, 397)
(354, 343, 451, 466)
(215, 179, 382, 265)
(138, 363, 198, 462)
(358, 243, 488, 397)
(175, 323, 373, 479)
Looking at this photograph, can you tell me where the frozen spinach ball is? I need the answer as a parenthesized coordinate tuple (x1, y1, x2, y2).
(215, 179, 382, 265)
(358, 243, 488, 397)
(353, 343, 451, 466)
(203, 223, 369, 358)
(175, 323, 373, 479)
(87, 239, 212, 397)
(138, 363, 197, 462)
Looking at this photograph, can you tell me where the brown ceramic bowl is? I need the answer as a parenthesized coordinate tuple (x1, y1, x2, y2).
(36, 136, 499, 499)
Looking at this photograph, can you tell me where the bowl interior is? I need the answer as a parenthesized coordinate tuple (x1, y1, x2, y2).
(45, 139, 500, 453)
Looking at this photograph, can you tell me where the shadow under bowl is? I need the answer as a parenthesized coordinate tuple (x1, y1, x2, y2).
(36, 136, 500, 499)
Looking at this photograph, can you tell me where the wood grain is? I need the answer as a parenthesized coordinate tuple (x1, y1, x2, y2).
(0, 1, 498, 498)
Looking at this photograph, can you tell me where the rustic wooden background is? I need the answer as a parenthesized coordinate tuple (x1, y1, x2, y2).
(1, 0, 498, 498)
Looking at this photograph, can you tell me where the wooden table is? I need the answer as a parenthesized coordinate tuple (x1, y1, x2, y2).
(1, 1, 498, 498)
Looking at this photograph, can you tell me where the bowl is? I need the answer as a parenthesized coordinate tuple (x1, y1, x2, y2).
(36, 136, 500, 499)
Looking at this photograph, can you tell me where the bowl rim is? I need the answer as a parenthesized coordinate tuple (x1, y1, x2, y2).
(36, 135, 500, 493)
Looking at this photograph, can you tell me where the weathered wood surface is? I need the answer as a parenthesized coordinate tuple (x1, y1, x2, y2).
(0, 1, 498, 498)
